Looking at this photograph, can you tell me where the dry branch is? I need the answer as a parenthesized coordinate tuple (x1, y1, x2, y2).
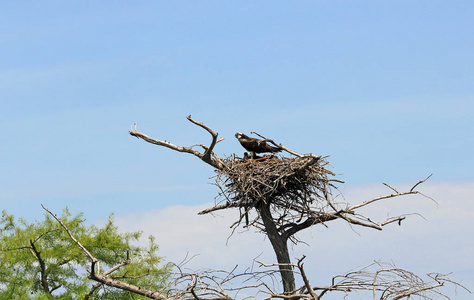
(319, 261, 471, 299)
(129, 116, 224, 170)
(297, 256, 319, 299)
(348, 175, 433, 211)
(254, 259, 471, 299)
(127, 116, 469, 298)
(201, 152, 430, 238)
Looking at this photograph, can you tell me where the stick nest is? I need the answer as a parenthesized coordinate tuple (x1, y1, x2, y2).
(215, 155, 335, 210)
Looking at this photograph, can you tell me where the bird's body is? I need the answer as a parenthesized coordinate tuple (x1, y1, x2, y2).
(235, 132, 281, 157)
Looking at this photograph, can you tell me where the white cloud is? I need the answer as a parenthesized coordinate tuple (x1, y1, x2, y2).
(115, 203, 274, 271)
(115, 180, 474, 298)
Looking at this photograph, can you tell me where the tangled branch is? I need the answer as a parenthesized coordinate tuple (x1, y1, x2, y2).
(254, 258, 471, 299)
(201, 152, 432, 243)
(126, 116, 470, 299)
(319, 260, 471, 300)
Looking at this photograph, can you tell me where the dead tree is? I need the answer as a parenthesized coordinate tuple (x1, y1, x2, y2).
(35, 116, 471, 299)
(127, 115, 459, 298)
(256, 257, 470, 300)
(40, 199, 471, 300)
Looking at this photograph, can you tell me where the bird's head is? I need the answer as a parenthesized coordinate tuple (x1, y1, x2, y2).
(235, 132, 243, 140)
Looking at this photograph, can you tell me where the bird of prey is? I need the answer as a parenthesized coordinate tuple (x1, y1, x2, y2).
(235, 132, 281, 157)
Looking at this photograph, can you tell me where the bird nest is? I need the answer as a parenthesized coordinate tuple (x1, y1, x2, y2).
(214, 155, 335, 210)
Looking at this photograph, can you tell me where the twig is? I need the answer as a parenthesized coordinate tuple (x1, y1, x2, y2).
(410, 174, 433, 192)
(297, 256, 319, 299)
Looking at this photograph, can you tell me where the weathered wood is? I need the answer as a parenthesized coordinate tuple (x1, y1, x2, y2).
(129, 117, 225, 170)
(126, 116, 461, 299)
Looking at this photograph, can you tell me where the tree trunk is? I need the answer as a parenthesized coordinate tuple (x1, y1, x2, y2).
(257, 201, 295, 294)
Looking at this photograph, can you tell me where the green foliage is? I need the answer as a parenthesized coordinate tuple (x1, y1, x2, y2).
(0, 208, 170, 299)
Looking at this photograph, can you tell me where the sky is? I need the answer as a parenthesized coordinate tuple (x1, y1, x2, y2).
(1, 1, 473, 298)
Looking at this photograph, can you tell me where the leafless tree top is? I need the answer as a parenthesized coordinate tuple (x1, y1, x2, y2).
(125, 116, 471, 299)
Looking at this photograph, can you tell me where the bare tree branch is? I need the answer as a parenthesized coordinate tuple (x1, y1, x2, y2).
(129, 116, 224, 170)
(297, 256, 319, 300)
(349, 174, 434, 211)
(198, 202, 241, 215)
(255, 259, 471, 299)
(126, 118, 469, 299)
(410, 174, 433, 192)
(88, 271, 172, 300)
(85, 254, 130, 299)
(185, 115, 222, 162)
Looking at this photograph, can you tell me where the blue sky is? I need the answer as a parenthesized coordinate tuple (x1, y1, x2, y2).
(1, 2, 473, 297)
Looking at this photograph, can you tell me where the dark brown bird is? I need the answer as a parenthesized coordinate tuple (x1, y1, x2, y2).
(235, 132, 281, 157)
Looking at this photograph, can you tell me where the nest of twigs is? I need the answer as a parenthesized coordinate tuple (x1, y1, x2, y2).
(215, 154, 335, 211)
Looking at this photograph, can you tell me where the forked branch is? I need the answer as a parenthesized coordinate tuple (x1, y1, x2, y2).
(126, 117, 469, 298)
(255, 259, 471, 299)
(129, 116, 224, 170)
(348, 174, 434, 211)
